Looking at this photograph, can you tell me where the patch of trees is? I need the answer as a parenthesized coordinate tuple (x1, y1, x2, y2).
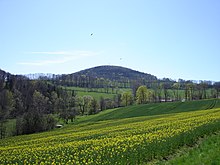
(0, 70, 79, 138)
(120, 80, 220, 108)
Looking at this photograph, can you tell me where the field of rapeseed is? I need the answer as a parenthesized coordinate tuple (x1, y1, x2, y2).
(1, 101, 220, 164)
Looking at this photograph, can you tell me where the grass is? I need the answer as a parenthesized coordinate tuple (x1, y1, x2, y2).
(4, 119, 16, 137)
(76, 90, 116, 100)
(63, 86, 131, 100)
(161, 132, 220, 165)
(63, 86, 215, 102)
(62, 86, 215, 103)
(1, 108, 220, 164)
(1, 99, 220, 164)
(76, 99, 220, 123)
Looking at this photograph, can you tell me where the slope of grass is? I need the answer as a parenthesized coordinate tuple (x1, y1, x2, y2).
(5, 119, 16, 137)
(75, 90, 116, 100)
(1, 107, 220, 164)
(77, 99, 220, 123)
(1, 99, 220, 164)
(162, 132, 220, 165)
(64, 86, 131, 100)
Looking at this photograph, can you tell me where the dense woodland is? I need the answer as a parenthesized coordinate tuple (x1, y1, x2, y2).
(1, 66, 220, 138)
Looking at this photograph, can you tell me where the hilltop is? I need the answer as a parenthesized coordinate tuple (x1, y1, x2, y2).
(69, 65, 157, 82)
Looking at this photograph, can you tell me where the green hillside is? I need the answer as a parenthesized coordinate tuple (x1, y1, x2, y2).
(77, 99, 220, 123)
(1, 99, 220, 164)
(64, 86, 131, 100)
(163, 131, 220, 165)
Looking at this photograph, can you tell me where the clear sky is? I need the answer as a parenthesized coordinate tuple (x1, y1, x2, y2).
(0, 0, 220, 81)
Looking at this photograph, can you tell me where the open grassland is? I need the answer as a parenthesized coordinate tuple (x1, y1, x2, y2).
(77, 99, 220, 123)
(63, 86, 215, 101)
(1, 99, 220, 164)
(64, 86, 131, 100)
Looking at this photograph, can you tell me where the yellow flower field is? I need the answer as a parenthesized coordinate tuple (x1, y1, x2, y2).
(1, 108, 220, 164)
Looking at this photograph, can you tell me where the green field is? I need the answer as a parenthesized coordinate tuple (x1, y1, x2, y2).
(63, 86, 131, 100)
(77, 99, 220, 123)
(63, 86, 214, 102)
(163, 132, 220, 165)
(1, 99, 220, 164)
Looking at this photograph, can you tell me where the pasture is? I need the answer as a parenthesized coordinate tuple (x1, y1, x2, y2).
(63, 86, 130, 100)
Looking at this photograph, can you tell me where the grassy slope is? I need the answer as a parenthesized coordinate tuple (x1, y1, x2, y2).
(5, 119, 16, 137)
(76, 99, 220, 123)
(64, 86, 131, 100)
(1, 99, 220, 164)
(1, 108, 220, 164)
(162, 132, 220, 165)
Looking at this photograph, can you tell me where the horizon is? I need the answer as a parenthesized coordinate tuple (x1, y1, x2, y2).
(1, 0, 220, 81)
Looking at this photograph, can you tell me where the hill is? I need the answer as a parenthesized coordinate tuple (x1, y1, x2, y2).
(77, 99, 220, 123)
(54, 65, 158, 89)
(1, 99, 220, 164)
(0, 68, 28, 81)
(0, 69, 6, 76)
(68, 65, 157, 82)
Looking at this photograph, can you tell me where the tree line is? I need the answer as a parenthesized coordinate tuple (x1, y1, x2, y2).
(33, 73, 220, 100)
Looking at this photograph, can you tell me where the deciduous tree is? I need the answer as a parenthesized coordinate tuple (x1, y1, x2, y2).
(122, 92, 133, 106)
(136, 86, 148, 104)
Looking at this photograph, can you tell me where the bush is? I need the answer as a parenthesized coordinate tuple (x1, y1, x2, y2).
(16, 113, 57, 135)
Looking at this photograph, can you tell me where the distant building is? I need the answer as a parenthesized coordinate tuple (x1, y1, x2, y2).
(160, 99, 173, 102)
(55, 124, 63, 128)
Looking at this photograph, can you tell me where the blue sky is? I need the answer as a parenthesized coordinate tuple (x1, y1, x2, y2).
(0, 0, 220, 81)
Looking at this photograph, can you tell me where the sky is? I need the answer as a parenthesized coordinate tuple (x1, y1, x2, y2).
(0, 0, 220, 81)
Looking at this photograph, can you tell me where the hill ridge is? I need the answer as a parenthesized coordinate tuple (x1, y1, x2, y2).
(72, 65, 157, 82)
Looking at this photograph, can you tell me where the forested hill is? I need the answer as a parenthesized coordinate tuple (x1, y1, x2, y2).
(0, 69, 7, 77)
(73, 65, 157, 82)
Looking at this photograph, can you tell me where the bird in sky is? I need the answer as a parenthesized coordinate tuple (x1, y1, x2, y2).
(91, 33, 93, 36)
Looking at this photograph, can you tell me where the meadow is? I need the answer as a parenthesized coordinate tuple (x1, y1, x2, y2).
(63, 86, 127, 100)
(63, 86, 215, 102)
(0, 99, 220, 164)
